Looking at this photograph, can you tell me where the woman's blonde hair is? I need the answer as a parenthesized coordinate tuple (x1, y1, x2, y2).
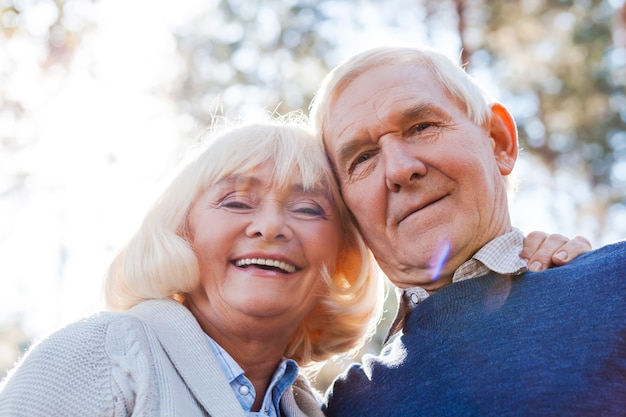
(103, 113, 384, 371)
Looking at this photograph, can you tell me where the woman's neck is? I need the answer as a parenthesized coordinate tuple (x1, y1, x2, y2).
(183, 297, 297, 410)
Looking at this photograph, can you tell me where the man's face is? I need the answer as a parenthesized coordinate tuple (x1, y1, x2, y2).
(323, 63, 512, 291)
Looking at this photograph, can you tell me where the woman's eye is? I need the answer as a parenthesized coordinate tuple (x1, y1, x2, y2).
(303, 208, 323, 216)
(293, 202, 326, 218)
(223, 201, 249, 209)
(220, 196, 253, 209)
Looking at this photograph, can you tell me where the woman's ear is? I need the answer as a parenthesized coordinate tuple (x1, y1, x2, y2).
(489, 103, 518, 175)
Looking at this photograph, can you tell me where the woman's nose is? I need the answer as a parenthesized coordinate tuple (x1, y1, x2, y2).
(245, 204, 293, 242)
(382, 137, 427, 192)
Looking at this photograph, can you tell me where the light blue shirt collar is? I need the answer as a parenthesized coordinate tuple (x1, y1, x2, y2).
(206, 334, 298, 417)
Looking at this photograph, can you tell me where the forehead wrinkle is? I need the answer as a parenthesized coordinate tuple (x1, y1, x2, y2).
(400, 101, 442, 121)
(378, 96, 445, 124)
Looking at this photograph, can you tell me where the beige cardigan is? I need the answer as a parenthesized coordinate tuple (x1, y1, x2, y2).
(0, 298, 324, 417)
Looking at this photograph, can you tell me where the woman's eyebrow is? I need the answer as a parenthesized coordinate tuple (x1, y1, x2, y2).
(289, 183, 330, 199)
(216, 176, 330, 200)
(215, 174, 261, 189)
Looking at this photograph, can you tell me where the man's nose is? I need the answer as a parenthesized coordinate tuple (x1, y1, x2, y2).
(381, 137, 427, 192)
(245, 204, 293, 242)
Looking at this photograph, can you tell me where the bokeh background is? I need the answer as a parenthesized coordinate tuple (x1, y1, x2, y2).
(1, 0, 625, 392)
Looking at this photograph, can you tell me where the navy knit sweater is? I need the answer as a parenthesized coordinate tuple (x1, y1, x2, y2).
(325, 241, 626, 417)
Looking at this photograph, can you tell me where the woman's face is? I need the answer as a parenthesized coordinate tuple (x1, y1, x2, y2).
(185, 162, 343, 332)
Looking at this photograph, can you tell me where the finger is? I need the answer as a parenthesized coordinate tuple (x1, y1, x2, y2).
(549, 235, 592, 266)
(526, 233, 569, 272)
(520, 231, 548, 262)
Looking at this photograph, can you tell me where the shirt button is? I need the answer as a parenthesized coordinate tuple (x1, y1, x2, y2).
(238, 385, 250, 395)
(410, 292, 421, 305)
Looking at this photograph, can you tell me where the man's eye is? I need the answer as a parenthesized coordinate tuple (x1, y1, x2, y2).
(412, 122, 435, 133)
(355, 152, 371, 165)
(347, 151, 374, 177)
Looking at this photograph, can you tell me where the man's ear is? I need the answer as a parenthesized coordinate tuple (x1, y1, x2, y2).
(489, 103, 518, 175)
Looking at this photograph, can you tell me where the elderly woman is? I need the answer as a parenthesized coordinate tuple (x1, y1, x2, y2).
(0, 115, 588, 417)
(0, 117, 383, 417)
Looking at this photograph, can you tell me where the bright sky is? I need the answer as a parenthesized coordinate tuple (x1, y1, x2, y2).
(1, 0, 624, 348)
(0, 0, 201, 336)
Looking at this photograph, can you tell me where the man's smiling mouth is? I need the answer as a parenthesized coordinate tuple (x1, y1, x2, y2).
(399, 195, 446, 224)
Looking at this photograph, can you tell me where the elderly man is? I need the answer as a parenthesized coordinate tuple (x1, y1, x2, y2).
(310, 46, 626, 416)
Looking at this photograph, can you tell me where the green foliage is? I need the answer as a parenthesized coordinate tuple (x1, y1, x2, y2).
(172, 1, 335, 124)
(457, 0, 625, 240)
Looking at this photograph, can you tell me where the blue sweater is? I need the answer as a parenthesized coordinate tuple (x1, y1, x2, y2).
(325, 241, 626, 417)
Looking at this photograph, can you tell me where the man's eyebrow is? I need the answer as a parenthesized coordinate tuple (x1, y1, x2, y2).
(399, 101, 447, 122)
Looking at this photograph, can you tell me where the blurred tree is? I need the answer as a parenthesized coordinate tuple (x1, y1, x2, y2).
(1, 0, 97, 177)
(455, 0, 626, 242)
(172, 0, 334, 127)
(171, 0, 430, 127)
(0, 0, 97, 379)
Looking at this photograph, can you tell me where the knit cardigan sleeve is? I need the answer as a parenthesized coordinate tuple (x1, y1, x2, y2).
(0, 312, 158, 417)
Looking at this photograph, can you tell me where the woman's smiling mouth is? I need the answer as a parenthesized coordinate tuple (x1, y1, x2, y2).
(234, 258, 298, 273)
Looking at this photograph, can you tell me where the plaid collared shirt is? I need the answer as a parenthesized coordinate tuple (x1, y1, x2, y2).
(385, 229, 528, 342)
